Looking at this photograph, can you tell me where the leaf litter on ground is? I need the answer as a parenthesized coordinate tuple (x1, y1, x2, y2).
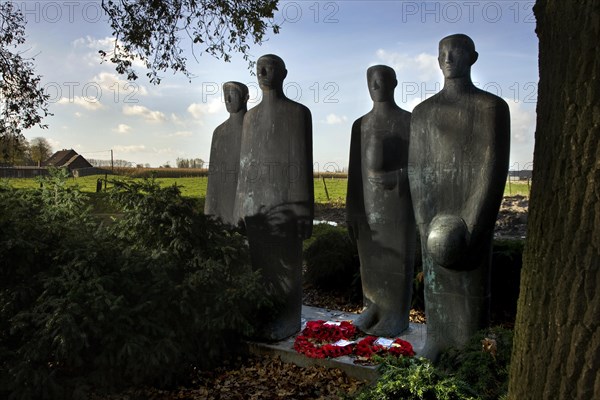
(92, 355, 366, 400)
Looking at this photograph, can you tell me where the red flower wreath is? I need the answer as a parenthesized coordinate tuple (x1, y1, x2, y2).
(293, 320, 358, 359)
(294, 320, 415, 360)
(355, 336, 415, 358)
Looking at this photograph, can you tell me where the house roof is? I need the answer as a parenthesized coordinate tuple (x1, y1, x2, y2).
(43, 149, 93, 169)
(44, 149, 78, 167)
(63, 154, 80, 166)
(64, 154, 93, 168)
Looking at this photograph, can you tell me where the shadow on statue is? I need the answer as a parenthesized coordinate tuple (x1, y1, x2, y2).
(205, 82, 249, 225)
(235, 54, 314, 342)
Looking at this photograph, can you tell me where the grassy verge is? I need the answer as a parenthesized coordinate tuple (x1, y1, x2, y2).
(2, 175, 531, 203)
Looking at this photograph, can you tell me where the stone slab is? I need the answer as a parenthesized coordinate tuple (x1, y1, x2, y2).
(247, 305, 427, 382)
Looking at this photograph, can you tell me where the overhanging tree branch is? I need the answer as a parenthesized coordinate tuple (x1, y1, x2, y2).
(0, 2, 51, 139)
(100, 0, 280, 84)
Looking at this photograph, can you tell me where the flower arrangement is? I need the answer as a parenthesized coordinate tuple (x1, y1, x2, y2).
(355, 336, 415, 358)
(293, 320, 358, 359)
(293, 320, 415, 360)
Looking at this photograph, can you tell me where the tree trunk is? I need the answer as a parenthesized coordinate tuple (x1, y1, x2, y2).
(508, 0, 600, 399)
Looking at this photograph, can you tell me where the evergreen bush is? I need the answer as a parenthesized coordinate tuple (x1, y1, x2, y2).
(0, 171, 267, 399)
(490, 240, 524, 324)
(437, 327, 513, 400)
(354, 356, 479, 400)
(354, 326, 513, 400)
(304, 225, 361, 296)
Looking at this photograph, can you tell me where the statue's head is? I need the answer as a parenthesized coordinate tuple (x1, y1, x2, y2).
(223, 81, 249, 114)
(438, 34, 478, 79)
(257, 54, 287, 91)
(366, 65, 397, 102)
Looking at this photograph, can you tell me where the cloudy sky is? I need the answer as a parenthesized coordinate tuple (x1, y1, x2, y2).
(19, 0, 537, 170)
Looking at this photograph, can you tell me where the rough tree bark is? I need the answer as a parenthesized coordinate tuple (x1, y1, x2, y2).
(508, 0, 599, 399)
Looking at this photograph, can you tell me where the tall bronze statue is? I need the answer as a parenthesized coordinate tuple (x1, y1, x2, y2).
(205, 82, 249, 225)
(408, 34, 510, 360)
(235, 54, 314, 341)
(347, 65, 416, 337)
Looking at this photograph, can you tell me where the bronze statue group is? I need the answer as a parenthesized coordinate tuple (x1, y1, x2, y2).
(204, 34, 510, 361)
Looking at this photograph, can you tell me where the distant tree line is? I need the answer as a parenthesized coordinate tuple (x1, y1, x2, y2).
(176, 157, 205, 168)
(87, 159, 151, 168)
(87, 158, 204, 169)
(0, 135, 52, 166)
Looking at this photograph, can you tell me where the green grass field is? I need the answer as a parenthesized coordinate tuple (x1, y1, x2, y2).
(2, 175, 531, 203)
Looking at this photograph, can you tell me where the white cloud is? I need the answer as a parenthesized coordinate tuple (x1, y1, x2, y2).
(113, 145, 146, 153)
(92, 71, 149, 97)
(376, 49, 441, 81)
(113, 124, 132, 134)
(74, 112, 83, 118)
(46, 138, 60, 151)
(123, 105, 166, 122)
(187, 98, 224, 119)
(72, 36, 116, 50)
(169, 130, 193, 137)
(72, 36, 147, 69)
(503, 98, 536, 145)
(325, 114, 348, 125)
(170, 113, 185, 125)
(57, 96, 103, 110)
(152, 147, 177, 155)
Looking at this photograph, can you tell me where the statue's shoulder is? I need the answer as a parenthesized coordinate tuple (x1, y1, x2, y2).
(244, 104, 260, 117)
(412, 93, 442, 117)
(212, 120, 229, 138)
(284, 97, 311, 116)
(395, 106, 412, 121)
(473, 87, 509, 111)
(243, 104, 265, 125)
(215, 118, 230, 130)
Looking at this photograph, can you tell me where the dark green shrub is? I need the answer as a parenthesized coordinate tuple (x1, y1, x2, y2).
(355, 327, 513, 400)
(0, 171, 267, 399)
(491, 240, 524, 325)
(354, 356, 479, 400)
(304, 225, 360, 296)
(437, 327, 513, 400)
(303, 222, 342, 251)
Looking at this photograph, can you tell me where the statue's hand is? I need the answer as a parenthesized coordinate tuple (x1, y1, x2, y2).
(427, 215, 470, 270)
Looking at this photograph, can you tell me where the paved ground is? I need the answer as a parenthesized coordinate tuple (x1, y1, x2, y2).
(248, 305, 426, 382)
